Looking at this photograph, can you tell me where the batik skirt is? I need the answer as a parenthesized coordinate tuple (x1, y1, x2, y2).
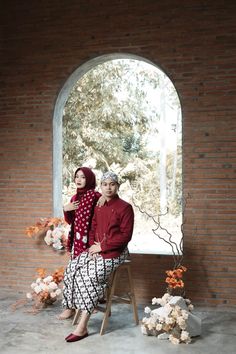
(62, 249, 128, 314)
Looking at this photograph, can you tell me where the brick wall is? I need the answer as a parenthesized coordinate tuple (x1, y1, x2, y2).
(1, 0, 236, 306)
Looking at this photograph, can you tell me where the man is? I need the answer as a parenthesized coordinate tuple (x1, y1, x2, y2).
(89, 171, 134, 259)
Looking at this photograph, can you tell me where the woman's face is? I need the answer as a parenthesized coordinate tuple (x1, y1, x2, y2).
(74, 170, 86, 189)
(101, 178, 119, 200)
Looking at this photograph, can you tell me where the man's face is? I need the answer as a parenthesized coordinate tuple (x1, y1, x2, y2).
(101, 178, 119, 200)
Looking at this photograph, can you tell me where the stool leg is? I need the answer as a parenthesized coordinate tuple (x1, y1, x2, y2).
(127, 266, 139, 325)
(100, 271, 117, 335)
(72, 309, 81, 325)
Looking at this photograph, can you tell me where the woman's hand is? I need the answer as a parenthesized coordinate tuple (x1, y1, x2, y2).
(63, 201, 79, 212)
(97, 196, 106, 207)
(89, 242, 102, 256)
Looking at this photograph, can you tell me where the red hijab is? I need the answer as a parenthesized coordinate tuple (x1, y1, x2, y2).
(74, 167, 96, 197)
(72, 167, 97, 258)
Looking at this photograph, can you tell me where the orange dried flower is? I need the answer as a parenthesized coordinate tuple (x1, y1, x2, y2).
(52, 267, 64, 284)
(165, 266, 187, 289)
(47, 217, 64, 227)
(36, 268, 46, 278)
(25, 217, 65, 237)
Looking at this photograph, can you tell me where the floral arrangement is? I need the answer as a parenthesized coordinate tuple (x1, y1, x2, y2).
(141, 265, 201, 344)
(141, 293, 196, 344)
(25, 217, 70, 251)
(11, 267, 65, 314)
(26, 268, 64, 310)
(25, 217, 64, 237)
(165, 266, 187, 293)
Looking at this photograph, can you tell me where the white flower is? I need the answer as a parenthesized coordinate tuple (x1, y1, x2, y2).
(152, 297, 159, 305)
(64, 224, 70, 236)
(147, 323, 154, 330)
(182, 310, 189, 320)
(159, 299, 165, 306)
(53, 241, 63, 250)
(172, 307, 182, 318)
(40, 283, 49, 291)
(30, 282, 37, 289)
(166, 316, 175, 325)
(52, 228, 63, 239)
(36, 277, 41, 284)
(180, 330, 190, 341)
(185, 298, 191, 304)
(43, 276, 53, 283)
(34, 285, 42, 294)
(165, 303, 172, 312)
(144, 306, 151, 314)
(156, 323, 162, 331)
(155, 297, 165, 306)
(50, 292, 57, 298)
(185, 337, 191, 344)
(169, 334, 180, 345)
(144, 316, 156, 330)
(26, 292, 33, 300)
(162, 293, 172, 303)
(141, 325, 148, 335)
(44, 230, 53, 245)
(48, 281, 58, 289)
(177, 316, 186, 329)
(55, 289, 61, 296)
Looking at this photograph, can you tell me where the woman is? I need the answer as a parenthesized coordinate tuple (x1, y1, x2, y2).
(59, 167, 101, 320)
(64, 171, 134, 342)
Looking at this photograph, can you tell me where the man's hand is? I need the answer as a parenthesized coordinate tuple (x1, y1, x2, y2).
(89, 242, 102, 256)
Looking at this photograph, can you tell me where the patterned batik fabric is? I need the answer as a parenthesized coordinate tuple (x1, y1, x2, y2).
(73, 189, 97, 258)
(62, 249, 128, 314)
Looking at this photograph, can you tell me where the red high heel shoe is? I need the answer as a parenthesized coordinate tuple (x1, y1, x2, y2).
(65, 332, 88, 342)
(65, 333, 73, 340)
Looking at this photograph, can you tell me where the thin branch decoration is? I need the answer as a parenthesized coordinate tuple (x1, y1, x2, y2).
(132, 193, 191, 270)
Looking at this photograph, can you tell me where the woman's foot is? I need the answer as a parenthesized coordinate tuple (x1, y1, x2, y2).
(58, 309, 75, 320)
(72, 328, 88, 337)
(65, 310, 90, 342)
(72, 321, 88, 337)
(65, 332, 88, 342)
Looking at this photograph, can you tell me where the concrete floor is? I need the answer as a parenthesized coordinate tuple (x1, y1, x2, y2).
(0, 290, 236, 354)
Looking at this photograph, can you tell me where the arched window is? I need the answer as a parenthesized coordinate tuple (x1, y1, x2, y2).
(53, 53, 182, 255)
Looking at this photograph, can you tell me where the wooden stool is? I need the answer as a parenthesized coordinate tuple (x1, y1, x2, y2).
(72, 260, 139, 335)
